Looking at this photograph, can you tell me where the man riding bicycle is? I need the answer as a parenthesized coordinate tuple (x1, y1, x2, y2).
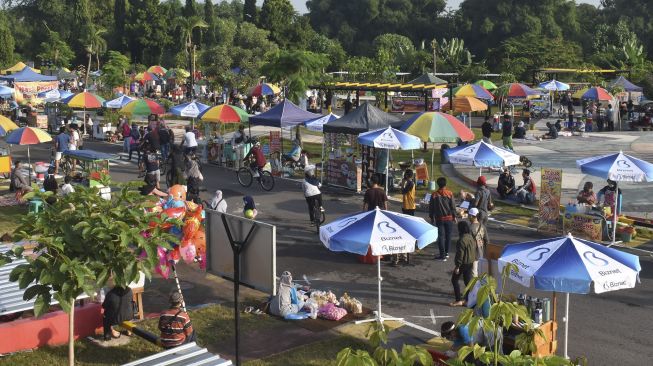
(243, 138, 266, 176)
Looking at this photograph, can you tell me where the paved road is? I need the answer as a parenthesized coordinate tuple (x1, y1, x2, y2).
(5, 138, 653, 364)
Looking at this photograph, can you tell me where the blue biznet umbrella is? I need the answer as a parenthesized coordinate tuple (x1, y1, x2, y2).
(576, 151, 653, 244)
(445, 140, 520, 176)
(0, 85, 14, 98)
(37, 89, 73, 102)
(319, 207, 437, 326)
(358, 126, 421, 193)
(304, 112, 339, 132)
(169, 100, 210, 118)
(498, 233, 641, 358)
(104, 95, 135, 109)
(538, 79, 570, 91)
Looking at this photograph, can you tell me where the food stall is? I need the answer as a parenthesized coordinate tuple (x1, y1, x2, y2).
(322, 102, 403, 191)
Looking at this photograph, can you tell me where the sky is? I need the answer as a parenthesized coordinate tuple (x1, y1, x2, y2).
(274, 0, 603, 15)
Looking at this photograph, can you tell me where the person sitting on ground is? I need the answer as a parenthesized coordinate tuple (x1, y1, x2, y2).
(158, 292, 195, 348)
(497, 168, 516, 199)
(450, 221, 476, 307)
(441, 321, 473, 351)
(208, 190, 227, 213)
(43, 167, 58, 193)
(576, 182, 596, 206)
(540, 122, 558, 140)
(512, 121, 527, 139)
(11, 161, 32, 194)
(516, 169, 536, 204)
(302, 169, 323, 225)
(102, 286, 133, 341)
(270, 271, 305, 318)
(554, 119, 562, 132)
(60, 175, 75, 196)
(140, 174, 167, 197)
(243, 195, 257, 219)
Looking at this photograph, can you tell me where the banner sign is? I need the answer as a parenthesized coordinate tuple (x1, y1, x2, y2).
(563, 212, 603, 241)
(538, 168, 563, 232)
(14, 81, 58, 95)
(269, 131, 281, 154)
(391, 97, 437, 113)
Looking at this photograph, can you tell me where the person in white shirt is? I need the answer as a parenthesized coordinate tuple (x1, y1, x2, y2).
(302, 169, 322, 225)
(231, 125, 246, 169)
(182, 126, 198, 155)
(60, 175, 75, 196)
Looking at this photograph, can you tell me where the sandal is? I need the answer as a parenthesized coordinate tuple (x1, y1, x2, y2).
(243, 306, 254, 314)
(449, 301, 465, 307)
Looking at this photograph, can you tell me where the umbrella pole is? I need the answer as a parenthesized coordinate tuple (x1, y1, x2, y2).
(377, 256, 383, 328)
(27, 146, 31, 186)
(320, 136, 325, 184)
(564, 292, 570, 359)
(431, 147, 435, 182)
(385, 149, 389, 195)
(610, 182, 619, 247)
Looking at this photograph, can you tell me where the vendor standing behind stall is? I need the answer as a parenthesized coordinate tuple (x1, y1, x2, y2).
(375, 148, 389, 188)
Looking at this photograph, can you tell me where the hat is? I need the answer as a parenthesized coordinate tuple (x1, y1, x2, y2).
(477, 176, 487, 186)
(170, 291, 183, 305)
(468, 208, 479, 217)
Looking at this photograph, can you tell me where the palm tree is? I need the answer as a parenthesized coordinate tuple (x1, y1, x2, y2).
(81, 26, 107, 88)
(178, 16, 208, 100)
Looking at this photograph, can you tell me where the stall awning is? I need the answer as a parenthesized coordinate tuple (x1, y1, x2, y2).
(310, 80, 446, 93)
(249, 100, 320, 128)
(608, 76, 643, 92)
(322, 102, 403, 135)
(0, 67, 57, 82)
(407, 73, 448, 86)
(2, 62, 40, 75)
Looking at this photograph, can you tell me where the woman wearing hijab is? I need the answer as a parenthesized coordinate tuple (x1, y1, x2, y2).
(243, 196, 257, 219)
(208, 190, 227, 213)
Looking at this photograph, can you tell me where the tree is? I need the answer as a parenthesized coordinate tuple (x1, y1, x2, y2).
(243, 0, 257, 23)
(0, 12, 15, 67)
(203, 0, 217, 47)
(184, 0, 198, 17)
(126, 0, 170, 65)
(81, 26, 107, 72)
(437, 38, 472, 73)
(37, 24, 75, 68)
(261, 50, 330, 102)
(3, 179, 176, 366)
(307, 33, 347, 71)
(101, 51, 131, 92)
(113, 0, 128, 52)
(178, 16, 208, 98)
(258, 0, 296, 48)
(373, 33, 416, 71)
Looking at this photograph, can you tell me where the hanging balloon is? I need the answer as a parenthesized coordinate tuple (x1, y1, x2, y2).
(180, 244, 197, 263)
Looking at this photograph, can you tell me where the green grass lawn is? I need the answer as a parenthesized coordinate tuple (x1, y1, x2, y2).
(0, 204, 27, 237)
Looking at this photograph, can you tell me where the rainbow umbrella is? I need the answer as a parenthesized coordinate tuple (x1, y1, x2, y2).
(495, 83, 541, 99)
(147, 65, 167, 75)
(164, 68, 190, 79)
(198, 104, 250, 123)
(134, 72, 160, 82)
(0, 115, 19, 136)
(442, 96, 488, 113)
(120, 99, 165, 116)
(401, 111, 475, 180)
(581, 87, 613, 101)
(474, 80, 498, 91)
(249, 83, 281, 96)
(454, 84, 494, 100)
(6, 127, 53, 184)
(62, 91, 105, 109)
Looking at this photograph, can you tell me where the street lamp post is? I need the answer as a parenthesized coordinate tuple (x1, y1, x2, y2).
(431, 39, 437, 75)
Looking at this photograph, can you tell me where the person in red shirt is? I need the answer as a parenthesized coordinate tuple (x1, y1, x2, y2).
(244, 138, 267, 173)
(158, 292, 195, 348)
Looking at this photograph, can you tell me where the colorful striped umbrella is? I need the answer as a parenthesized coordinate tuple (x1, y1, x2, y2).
(572, 87, 590, 99)
(400, 111, 475, 143)
(581, 87, 613, 101)
(474, 79, 498, 90)
(0, 115, 19, 136)
(104, 95, 135, 109)
(249, 83, 281, 96)
(442, 96, 488, 113)
(169, 101, 210, 118)
(120, 99, 165, 116)
(495, 83, 541, 99)
(147, 65, 168, 75)
(6, 127, 52, 184)
(198, 104, 250, 123)
(62, 91, 106, 109)
(134, 72, 159, 82)
(454, 84, 494, 100)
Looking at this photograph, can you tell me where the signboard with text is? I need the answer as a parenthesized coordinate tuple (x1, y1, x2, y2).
(269, 131, 281, 154)
(538, 168, 562, 233)
(563, 213, 603, 241)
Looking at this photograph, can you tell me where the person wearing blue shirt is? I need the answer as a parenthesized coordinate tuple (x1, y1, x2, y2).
(441, 321, 473, 349)
(54, 127, 71, 174)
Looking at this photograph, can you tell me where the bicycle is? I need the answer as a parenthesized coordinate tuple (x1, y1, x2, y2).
(312, 197, 326, 235)
(237, 157, 275, 191)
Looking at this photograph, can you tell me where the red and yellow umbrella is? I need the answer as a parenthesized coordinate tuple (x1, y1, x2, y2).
(454, 84, 494, 100)
(198, 104, 250, 123)
(63, 91, 106, 109)
(0, 115, 19, 136)
(249, 83, 281, 96)
(6, 126, 52, 145)
(120, 99, 165, 116)
(147, 65, 168, 75)
(581, 87, 613, 101)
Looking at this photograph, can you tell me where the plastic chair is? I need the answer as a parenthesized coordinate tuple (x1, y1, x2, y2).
(28, 199, 43, 214)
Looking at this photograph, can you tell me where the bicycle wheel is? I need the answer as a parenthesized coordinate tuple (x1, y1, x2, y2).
(259, 171, 275, 191)
(61, 158, 72, 176)
(237, 167, 253, 187)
